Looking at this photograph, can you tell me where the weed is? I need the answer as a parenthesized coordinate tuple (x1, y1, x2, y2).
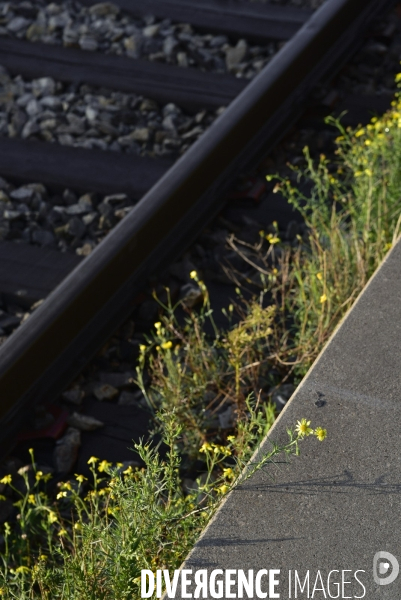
(0, 408, 325, 598)
(136, 274, 279, 459)
(228, 80, 401, 380)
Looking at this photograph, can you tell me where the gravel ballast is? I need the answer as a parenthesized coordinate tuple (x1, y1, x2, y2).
(0, 1, 281, 79)
(0, 69, 221, 157)
(250, 0, 324, 7)
(0, 175, 139, 256)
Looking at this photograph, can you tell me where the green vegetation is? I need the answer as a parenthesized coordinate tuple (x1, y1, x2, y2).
(2, 74, 401, 600)
(0, 404, 323, 598)
(136, 276, 279, 459)
(0, 270, 325, 599)
(230, 94, 401, 380)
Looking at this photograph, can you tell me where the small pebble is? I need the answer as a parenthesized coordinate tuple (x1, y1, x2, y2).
(62, 388, 84, 405)
(54, 427, 81, 473)
(67, 412, 104, 431)
(93, 383, 119, 401)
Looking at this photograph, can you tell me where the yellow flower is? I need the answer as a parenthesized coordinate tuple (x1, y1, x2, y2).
(227, 435, 235, 442)
(48, 511, 58, 524)
(59, 529, 67, 537)
(199, 442, 212, 453)
(354, 171, 363, 177)
(154, 321, 161, 330)
(212, 444, 231, 456)
(15, 566, 30, 574)
(315, 427, 327, 442)
(39, 555, 47, 562)
(223, 468, 234, 480)
(108, 506, 120, 515)
(217, 485, 229, 495)
(355, 128, 365, 137)
(295, 418, 313, 438)
(189, 270, 197, 279)
(316, 272, 323, 281)
(139, 344, 146, 353)
(266, 233, 280, 245)
(98, 460, 112, 473)
(364, 140, 371, 146)
(35, 471, 43, 481)
(75, 474, 87, 484)
(365, 168, 373, 177)
(28, 494, 36, 505)
(61, 481, 72, 490)
(320, 294, 327, 304)
(74, 522, 82, 531)
(0, 475, 11, 485)
(56, 491, 67, 500)
(123, 465, 133, 475)
(116, 463, 123, 468)
(85, 491, 97, 501)
(161, 341, 173, 350)
(87, 456, 99, 465)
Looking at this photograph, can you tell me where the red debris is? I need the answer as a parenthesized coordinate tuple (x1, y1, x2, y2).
(227, 178, 266, 203)
(17, 405, 69, 441)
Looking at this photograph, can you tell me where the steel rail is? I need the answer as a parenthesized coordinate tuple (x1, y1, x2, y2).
(0, 0, 395, 453)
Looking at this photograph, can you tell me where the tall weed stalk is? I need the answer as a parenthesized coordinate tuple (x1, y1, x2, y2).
(229, 86, 401, 379)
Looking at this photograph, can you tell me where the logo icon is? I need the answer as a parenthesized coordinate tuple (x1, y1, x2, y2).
(373, 551, 399, 585)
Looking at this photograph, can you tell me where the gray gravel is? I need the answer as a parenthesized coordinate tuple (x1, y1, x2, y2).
(0, 170, 143, 346)
(250, 0, 324, 7)
(0, 1, 280, 79)
(0, 175, 138, 256)
(0, 68, 219, 157)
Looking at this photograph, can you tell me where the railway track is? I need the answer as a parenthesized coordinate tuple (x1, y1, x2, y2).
(0, 0, 396, 469)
